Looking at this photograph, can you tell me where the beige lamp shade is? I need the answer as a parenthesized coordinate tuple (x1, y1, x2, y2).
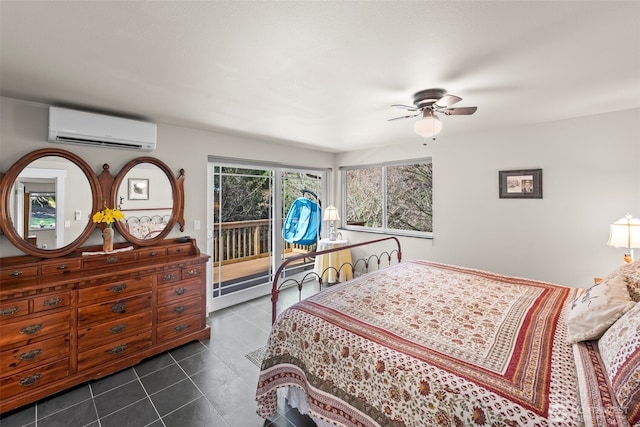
(607, 214, 640, 249)
(323, 205, 340, 222)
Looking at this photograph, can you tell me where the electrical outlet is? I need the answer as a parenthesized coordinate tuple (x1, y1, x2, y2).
(74, 210, 81, 220)
(194, 220, 201, 230)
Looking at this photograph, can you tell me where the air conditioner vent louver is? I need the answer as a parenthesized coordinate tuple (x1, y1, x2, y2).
(48, 107, 157, 151)
(54, 136, 145, 150)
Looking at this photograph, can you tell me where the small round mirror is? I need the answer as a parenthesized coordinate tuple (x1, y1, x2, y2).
(0, 148, 100, 257)
(112, 157, 178, 245)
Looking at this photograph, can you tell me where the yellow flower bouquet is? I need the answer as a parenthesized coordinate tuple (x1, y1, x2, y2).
(92, 202, 125, 228)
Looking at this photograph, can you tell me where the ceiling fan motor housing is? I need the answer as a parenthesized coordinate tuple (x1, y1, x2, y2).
(413, 88, 447, 109)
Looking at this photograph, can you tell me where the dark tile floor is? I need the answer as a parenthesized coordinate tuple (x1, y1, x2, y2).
(0, 287, 318, 427)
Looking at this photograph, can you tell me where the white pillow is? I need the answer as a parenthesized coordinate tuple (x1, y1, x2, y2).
(566, 269, 635, 344)
(623, 260, 640, 302)
(598, 302, 640, 425)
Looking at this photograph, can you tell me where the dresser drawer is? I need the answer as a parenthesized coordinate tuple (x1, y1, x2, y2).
(32, 292, 70, 313)
(0, 300, 29, 320)
(1, 266, 38, 281)
(157, 280, 201, 305)
(78, 292, 152, 328)
(0, 311, 70, 351)
(77, 331, 152, 372)
(157, 315, 201, 343)
(40, 259, 82, 275)
(78, 310, 151, 351)
(82, 251, 138, 269)
(182, 265, 202, 280)
(0, 358, 69, 398)
(0, 335, 69, 376)
(157, 298, 201, 324)
(78, 276, 152, 304)
(157, 269, 180, 285)
(138, 247, 167, 260)
(167, 244, 191, 256)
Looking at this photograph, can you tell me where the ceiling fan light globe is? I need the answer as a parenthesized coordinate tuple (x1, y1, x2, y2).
(414, 115, 442, 138)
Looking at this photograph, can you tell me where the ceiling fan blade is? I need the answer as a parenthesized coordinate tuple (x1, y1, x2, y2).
(388, 112, 420, 121)
(433, 94, 462, 108)
(439, 106, 477, 116)
(391, 104, 419, 111)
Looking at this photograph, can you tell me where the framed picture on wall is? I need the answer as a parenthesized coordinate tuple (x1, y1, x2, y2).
(499, 169, 542, 199)
(128, 178, 149, 200)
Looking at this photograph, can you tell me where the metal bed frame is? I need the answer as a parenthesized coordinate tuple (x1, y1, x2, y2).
(271, 236, 402, 323)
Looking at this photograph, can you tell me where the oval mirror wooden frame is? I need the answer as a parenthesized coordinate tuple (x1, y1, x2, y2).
(110, 157, 185, 246)
(0, 148, 102, 258)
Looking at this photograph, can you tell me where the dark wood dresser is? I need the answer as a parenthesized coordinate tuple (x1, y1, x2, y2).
(0, 239, 210, 413)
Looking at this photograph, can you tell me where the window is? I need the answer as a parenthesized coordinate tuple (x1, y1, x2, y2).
(343, 160, 432, 236)
(29, 192, 56, 230)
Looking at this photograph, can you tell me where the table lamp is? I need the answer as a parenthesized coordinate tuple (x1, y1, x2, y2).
(323, 205, 340, 241)
(607, 213, 640, 263)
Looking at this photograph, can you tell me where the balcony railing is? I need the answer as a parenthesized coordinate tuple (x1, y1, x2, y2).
(212, 219, 313, 267)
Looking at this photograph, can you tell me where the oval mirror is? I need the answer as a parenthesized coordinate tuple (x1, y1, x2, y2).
(112, 157, 181, 245)
(0, 148, 101, 258)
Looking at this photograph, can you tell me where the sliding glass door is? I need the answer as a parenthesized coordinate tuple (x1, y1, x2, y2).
(208, 160, 325, 312)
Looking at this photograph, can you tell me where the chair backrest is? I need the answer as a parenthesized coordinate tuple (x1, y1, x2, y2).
(282, 197, 321, 245)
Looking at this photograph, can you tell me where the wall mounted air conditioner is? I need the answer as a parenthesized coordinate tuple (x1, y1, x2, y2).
(48, 107, 157, 151)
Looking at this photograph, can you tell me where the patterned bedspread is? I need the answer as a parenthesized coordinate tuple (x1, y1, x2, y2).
(256, 260, 629, 426)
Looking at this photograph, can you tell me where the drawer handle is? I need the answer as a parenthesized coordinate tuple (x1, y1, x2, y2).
(186, 269, 198, 277)
(106, 257, 118, 264)
(43, 297, 62, 307)
(174, 324, 188, 333)
(110, 302, 126, 313)
(174, 306, 186, 314)
(9, 270, 23, 277)
(108, 344, 127, 355)
(110, 324, 127, 334)
(175, 287, 187, 296)
(176, 248, 183, 253)
(19, 348, 42, 361)
(149, 251, 158, 257)
(20, 324, 43, 335)
(56, 264, 68, 270)
(109, 284, 127, 293)
(19, 373, 41, 387)
(163, 274, 176, 281)
(1, 306, 19, 316)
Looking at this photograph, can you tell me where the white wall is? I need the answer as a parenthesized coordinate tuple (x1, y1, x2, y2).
(0, 96, 335, 257)
(338, 108, 640, 288)
(2, 96, 639, 289)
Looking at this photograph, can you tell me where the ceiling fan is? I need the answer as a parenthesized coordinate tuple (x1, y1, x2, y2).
(389, 88, 477, 138)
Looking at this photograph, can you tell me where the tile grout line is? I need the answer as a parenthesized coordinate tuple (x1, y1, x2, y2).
(132, 367, 167, 427)
(87, 382, 102, 427)
(32, 395, 95, 425)
(162, 351, 228, 423)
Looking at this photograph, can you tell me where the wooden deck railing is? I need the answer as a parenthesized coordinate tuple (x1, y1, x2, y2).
(213, 219, 314, 267)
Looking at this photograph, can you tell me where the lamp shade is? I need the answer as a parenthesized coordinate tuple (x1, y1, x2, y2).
(607, 214, 640, 249)
(413, 110, 442, 138)
(323, 205, 340, 221)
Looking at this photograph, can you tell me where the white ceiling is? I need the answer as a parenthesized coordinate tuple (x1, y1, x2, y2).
(1, 1, 639, 153)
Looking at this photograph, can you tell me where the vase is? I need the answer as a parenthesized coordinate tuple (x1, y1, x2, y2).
(102, 227, 114, 253)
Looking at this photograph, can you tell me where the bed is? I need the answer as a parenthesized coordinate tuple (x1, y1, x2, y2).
(256, 240, 640, 426)
(123, 214, 170, 239)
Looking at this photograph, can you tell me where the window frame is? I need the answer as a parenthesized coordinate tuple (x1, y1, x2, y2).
(341, 158, 433, 239)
